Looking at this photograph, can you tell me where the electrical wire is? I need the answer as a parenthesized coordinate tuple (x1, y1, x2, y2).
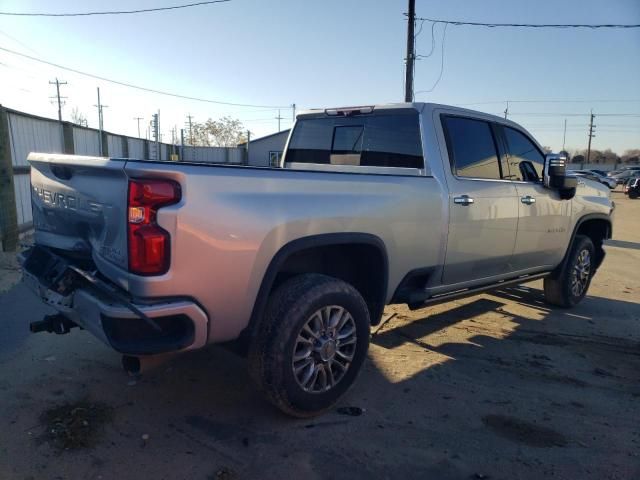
(414, 17, 640, 29)
(0, 1, 231, 17)
(0, 45, 289, 108)
(509, 112, 640, 117)
(416, 21, 437, 59)
(456, 99, 640, 106)
(415, 23, 448, 94)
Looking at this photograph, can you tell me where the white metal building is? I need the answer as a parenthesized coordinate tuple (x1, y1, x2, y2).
(242, 130, 290, 167)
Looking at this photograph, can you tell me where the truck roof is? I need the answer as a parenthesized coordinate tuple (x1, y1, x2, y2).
(298, 102, 518, 125)
(296, 101, 543, 154)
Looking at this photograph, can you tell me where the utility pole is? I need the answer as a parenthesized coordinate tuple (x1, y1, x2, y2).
(586, 110, 596, 168)
(245, 129, 250, 165)
(186, 114, 194, 145)
(94, 87, 107, 156)
(291, 103, 296, 122)
(504, 101, 509, 119)
(403, 0, 416, 102)
(562, 118, 567, 151)
(49, 78, 67, 122)
(180, 128, 184, 161)
(151, 111, 160, 161)
(134, 117, 143, 138)
(275, 109, 283, 132)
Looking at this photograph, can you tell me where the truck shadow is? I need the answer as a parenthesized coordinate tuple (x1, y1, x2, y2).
(605, 239, 640, 250)
(6, 283, 639, 479)
(110, 284, 638, 478)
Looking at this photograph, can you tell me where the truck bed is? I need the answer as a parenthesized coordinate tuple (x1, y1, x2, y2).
(27, 153, 445, 342)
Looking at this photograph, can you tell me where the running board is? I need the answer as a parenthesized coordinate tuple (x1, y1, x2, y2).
(407, 272, 550, 310)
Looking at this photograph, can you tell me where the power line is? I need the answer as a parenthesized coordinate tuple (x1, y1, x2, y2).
(0, 45, 288, 108)
(456, 99, 640, 106)
(0, 1, 231, 17)
(507, 112, 640, 117)
(415, 23, 448, 94)
(414, 17, 640, 29)
(415, 21, 437, 59)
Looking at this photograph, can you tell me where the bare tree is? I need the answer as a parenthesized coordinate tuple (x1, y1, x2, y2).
(621, 149, 640, 164)
(190, 116, 247, 147)
(70, 107, 88, 127)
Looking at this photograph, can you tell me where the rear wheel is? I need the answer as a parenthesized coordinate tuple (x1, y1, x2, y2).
(544, 235, 595, 308)
(248, 274, 370, 417)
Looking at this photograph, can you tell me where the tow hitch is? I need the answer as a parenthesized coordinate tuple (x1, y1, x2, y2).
(21, 245, 163, 334)
(30, 313, 78, 335)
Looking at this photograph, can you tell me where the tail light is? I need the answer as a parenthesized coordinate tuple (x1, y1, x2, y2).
(127, 179, 181, 275)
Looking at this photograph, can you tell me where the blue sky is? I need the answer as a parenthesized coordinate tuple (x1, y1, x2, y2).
(0, 0, 639, 152)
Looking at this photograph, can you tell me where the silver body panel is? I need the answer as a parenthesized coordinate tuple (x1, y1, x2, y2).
(25, 103, 613, 352)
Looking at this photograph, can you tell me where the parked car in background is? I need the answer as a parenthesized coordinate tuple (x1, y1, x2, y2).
(569, 170, 617, 189)
(610, 169, 639, 184)
(623, 175, 640, 199)
(587, 169, 608, 177)
(607, 166, 640, 177)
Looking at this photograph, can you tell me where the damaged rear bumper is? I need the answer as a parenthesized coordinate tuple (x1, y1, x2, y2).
(19, 247, 209, 355)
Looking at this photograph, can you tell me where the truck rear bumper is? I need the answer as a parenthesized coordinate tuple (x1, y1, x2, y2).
(19, 249, 209, 356)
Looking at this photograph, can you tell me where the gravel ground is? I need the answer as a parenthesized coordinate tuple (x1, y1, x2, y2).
(0, 192, 638, 480)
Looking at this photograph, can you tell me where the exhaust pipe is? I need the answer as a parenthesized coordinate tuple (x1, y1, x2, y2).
(121, 354, 174, 376)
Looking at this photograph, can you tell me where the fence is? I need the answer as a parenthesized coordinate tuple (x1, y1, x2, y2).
(0, 106, 246, 251)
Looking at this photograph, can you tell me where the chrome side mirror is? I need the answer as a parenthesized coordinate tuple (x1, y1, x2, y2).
(544, 153, 568, 189)
(544, 153, 577, 199)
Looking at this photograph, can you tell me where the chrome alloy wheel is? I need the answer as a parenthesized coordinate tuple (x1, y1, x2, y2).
(292, 305, 357, 393)
(571, 249, 591, 297)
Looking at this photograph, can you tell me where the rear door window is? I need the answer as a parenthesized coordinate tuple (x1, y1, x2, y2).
(286, 112, 423, 169)
(442, 116, 502, 180)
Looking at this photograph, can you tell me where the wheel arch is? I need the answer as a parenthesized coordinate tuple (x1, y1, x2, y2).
(244, 233, 389, 343)
(558, 213, 612, 275)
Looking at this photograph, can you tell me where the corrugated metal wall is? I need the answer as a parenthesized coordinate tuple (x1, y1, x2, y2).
(8, 111, 63, 166)
(128, 138, 144, 158)
(7, 111, 64, 228)
(107, 134, 124, 157)
(2, 108, 250, 239)
(73, 127, 100, 156)
(182, 146, 244, 164)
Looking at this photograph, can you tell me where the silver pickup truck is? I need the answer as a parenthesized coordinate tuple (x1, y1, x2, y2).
(21, 103, 613, 417)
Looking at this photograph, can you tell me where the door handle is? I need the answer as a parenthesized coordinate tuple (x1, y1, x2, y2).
(453, 195, 474, 206)
(521, 195, 536, 205)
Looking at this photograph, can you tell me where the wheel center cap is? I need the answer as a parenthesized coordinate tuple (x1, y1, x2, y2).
(320, 340, 337, 362)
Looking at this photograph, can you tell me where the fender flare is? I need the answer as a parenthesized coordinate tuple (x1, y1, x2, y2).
(553, 213, 612, 277)
(246, 232, 389, 337)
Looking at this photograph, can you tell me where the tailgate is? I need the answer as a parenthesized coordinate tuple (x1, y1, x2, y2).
(28, 153, 129, 270)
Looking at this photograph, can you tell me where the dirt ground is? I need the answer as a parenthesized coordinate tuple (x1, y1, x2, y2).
(0, 193, 638, 480)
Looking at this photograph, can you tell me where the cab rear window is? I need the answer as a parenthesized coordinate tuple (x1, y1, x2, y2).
(286, 112, 423, 169)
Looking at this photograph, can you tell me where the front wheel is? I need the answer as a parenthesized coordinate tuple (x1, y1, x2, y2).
(544, 235, 595, 308)
(630, 190, 639, 199)
(248, 274, 370, 417)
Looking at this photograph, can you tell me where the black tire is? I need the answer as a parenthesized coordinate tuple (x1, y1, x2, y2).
(248, 274, 370, 417)
(630, 190, 639, 199)
(544, 235, 595, 308)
